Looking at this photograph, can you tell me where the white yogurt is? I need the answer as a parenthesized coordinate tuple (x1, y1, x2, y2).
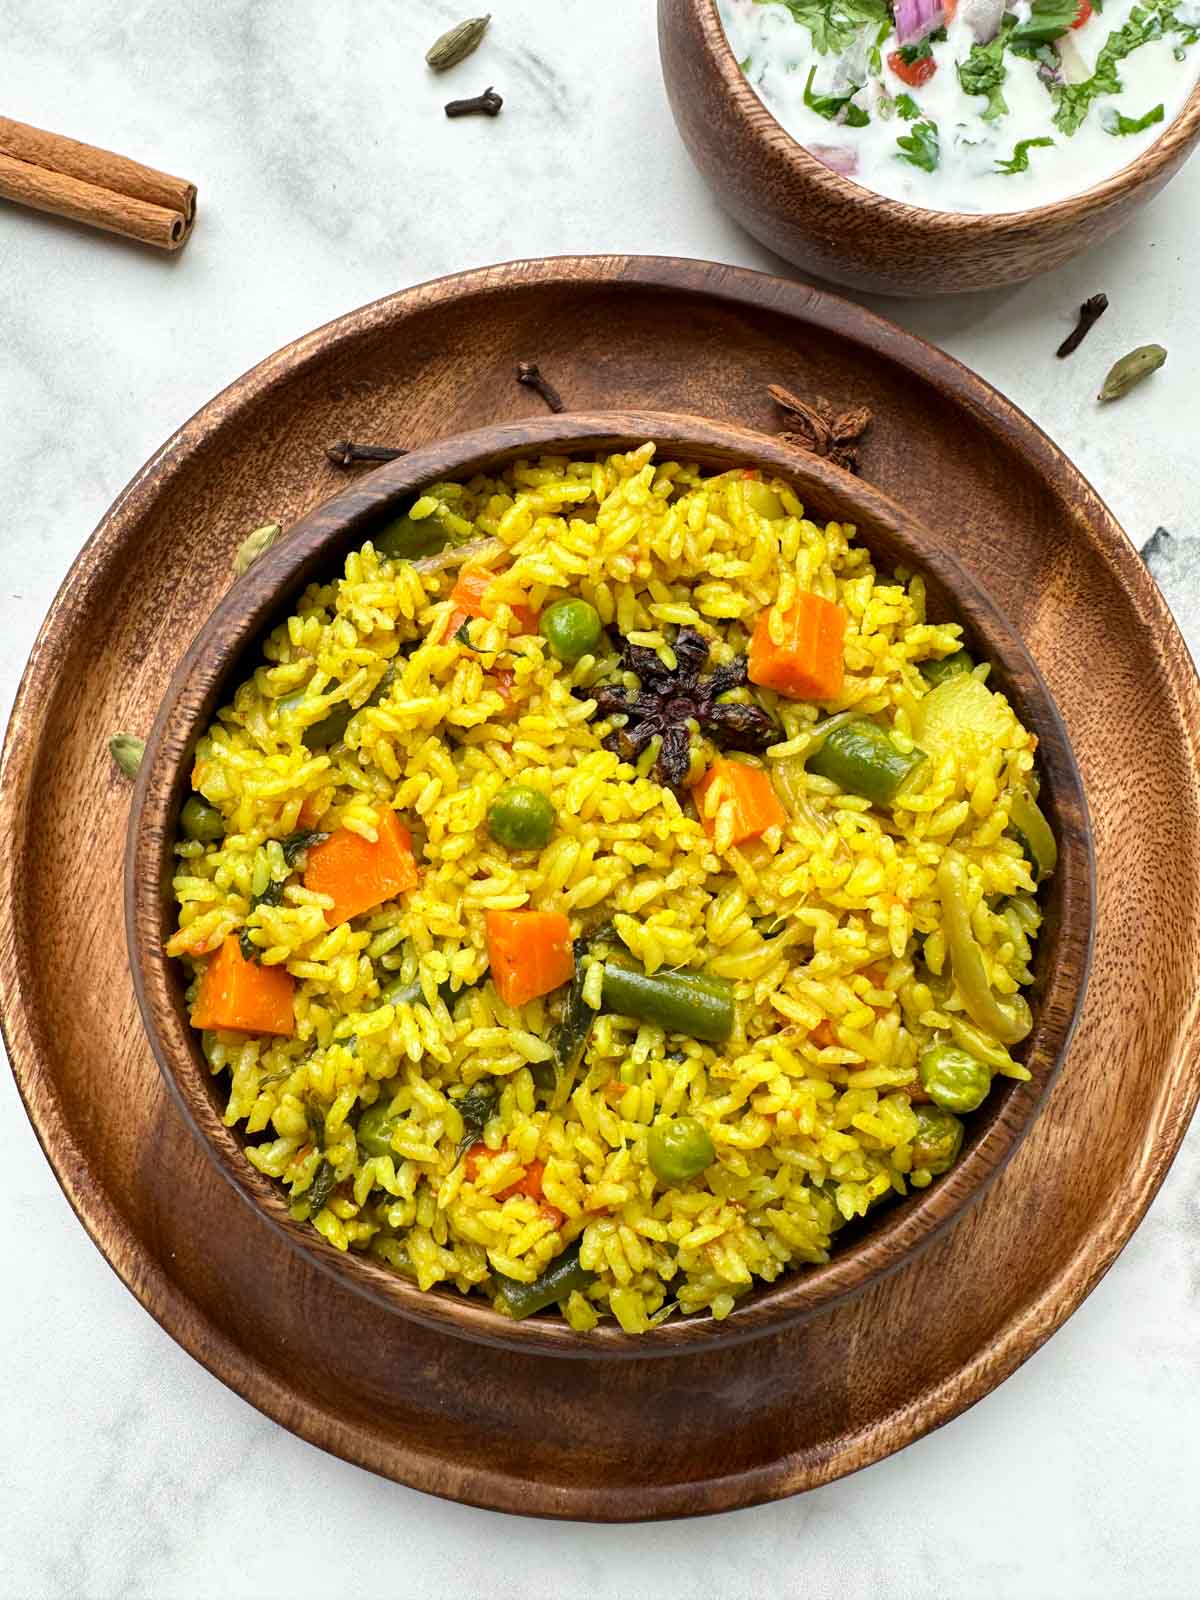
(718, 0, 1200, 212)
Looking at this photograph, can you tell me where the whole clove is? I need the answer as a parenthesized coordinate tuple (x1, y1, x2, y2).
(326, 441, 409, 468)
(1056, 293, 1109, 359)
(769, 384, 872, 475)
(445, 87, 503, 119)
(516, 361, 565, 413)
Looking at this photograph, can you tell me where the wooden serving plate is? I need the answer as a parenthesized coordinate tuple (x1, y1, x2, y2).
(3, 257, 1199, 1518)
(128, 411, 1092, 1359)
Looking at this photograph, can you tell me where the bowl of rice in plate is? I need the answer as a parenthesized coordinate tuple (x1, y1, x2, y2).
(127, 412, 1093, 1356)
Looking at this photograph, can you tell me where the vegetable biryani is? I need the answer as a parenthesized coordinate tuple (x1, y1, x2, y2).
(168, 444, 1055, 1333)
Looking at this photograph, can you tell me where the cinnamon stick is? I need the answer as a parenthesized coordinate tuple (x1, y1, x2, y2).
(0, 118, 195, 251)
(0, 118, 195, 220)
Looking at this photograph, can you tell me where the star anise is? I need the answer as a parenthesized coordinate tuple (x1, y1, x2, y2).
(769, 383, 873, 475)
(578, 628, 777, 788)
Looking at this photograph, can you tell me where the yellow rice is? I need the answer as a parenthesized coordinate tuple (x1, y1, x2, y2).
(170, 445, 1043, 1334)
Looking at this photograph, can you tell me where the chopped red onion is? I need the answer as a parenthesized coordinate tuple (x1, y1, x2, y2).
(893, 0, 945, 46)
(809, 143, 858, 176)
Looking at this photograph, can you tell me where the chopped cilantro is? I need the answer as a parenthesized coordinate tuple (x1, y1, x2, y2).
(1011, 0, 1081, 45)
(995, 135, 1056, 173)
(958, 17, 1015, 122)
(765, 0, 892, 55)
(894, 92, 922, 120)
(896, 119, 940, 171)
(1054, 1, 1177, 134)
(1101, 101, 1166, 132)
(804, 63, 870, 125)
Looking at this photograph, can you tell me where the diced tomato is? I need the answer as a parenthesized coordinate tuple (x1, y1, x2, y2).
(446, 566, 538, 642)
(888, 50, 938, 89)
(500, 1158, 546, 1203)
(464, 1141, 490, 1182)
(1071, 0, 1093, 25)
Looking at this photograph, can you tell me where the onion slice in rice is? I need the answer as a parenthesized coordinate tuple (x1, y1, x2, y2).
(410, 535, 506, 574)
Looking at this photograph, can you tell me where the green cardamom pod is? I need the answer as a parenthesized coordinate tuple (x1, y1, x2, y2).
(1098, 343, 1167, 403)
(109, 733, 145, 779)
(426, 14, 491, 71)
(234, 522, 282, 576)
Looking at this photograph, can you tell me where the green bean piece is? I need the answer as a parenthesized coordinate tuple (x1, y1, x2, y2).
(374, 509, 450, 562)
(911, 1104, 965, 1174)
(806, 720, 926, 806)
(918, 1044, 992, 1114)
(356, 1103, 399, 1161)
(540, 599, 603, 663)
(493, 1241, 595, 1320)
(181, 795, 226, 843)
(303, 700, 356, 750)
(920, 649, 974, 687)
(488, 784, 557, 850)
(379, 975, 425, 1008)
(647, 1116, 716, 1185)
(937, 853, 1033, 1045)
(1009, 785, 1057, 883)
(600, 962, 735, 1043)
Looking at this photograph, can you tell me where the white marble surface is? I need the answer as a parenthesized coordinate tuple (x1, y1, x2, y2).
(2, 3, 1198, 1595)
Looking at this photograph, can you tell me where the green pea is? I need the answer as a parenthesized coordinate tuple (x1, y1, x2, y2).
(356, 1103, 399, 1160)
(488, 785, 556, 850)
(374, 510, 448, 562)
(647, 1116, 716, 1185)
(911, 1104, 964, 1175)
(920, 649, 975, 688)
(540, 599, 603, 663)
(181, 795, 225, 843)
(918, 1043, 992, 1114)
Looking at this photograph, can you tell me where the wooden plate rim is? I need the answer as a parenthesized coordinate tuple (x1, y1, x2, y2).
(125, 408, 1093, 1359)
(3, 255, 1199, 1516)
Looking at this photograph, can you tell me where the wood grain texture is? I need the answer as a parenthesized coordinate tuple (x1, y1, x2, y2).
(658, 0, 1200, 297)
(2, 257, 1199, 1517)
(128, 412, 1092, 1359)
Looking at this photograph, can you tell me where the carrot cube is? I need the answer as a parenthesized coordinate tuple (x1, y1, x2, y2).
(748, 592, 846, 701)
(692, 758, 786, 845)
(191, 935, 295, 1037)
(304, 809, 419, 925)
(485, 909, 574, 1008)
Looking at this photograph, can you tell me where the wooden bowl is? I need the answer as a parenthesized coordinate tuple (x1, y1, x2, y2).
(658, 0, 1200, 296)
(126, 409, 1093, 1359)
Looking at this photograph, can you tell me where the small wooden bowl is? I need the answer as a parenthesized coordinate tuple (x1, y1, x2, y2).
(126, 411, 1093, 1359)
(658, 0, 1200, 296)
